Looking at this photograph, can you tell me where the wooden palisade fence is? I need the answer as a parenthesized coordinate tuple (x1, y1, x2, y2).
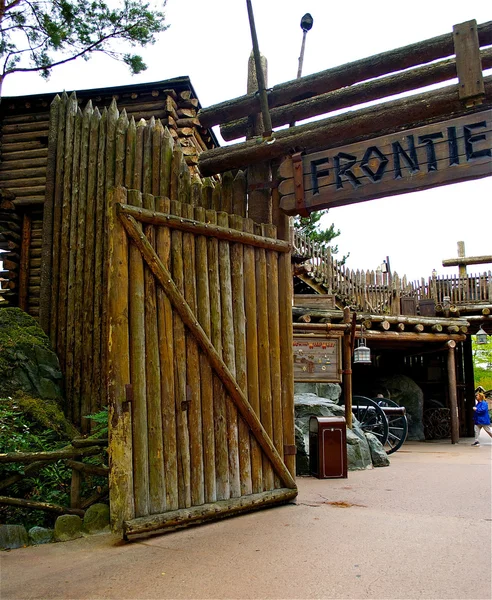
(39, 92, 296, 534)
(293, 230, 492, 315)
(39, 92, 247, 429)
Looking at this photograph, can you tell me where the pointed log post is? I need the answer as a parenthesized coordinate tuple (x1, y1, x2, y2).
(343, 307, 353, 428)
(39, 94, 61, 333)
(107, 187, 134, 531)
(447, 340, 459, 444)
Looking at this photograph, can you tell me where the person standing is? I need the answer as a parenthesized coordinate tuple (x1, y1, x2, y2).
(471, 392, 492, 446)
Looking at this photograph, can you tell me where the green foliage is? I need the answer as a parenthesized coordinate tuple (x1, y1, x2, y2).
(294, 210, 348, 262)
(0, 308, 52, 395)
(0, 397, 107, 530)
(0, 0, 168, 90)
(84, 406, 109, 437)
(472, 335, 492, 391)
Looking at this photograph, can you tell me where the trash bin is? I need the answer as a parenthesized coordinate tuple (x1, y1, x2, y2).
(309, 416, 347, 479)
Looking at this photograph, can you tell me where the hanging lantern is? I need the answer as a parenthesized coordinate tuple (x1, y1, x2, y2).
(354, 324, 371, 364)
(354, 340, 371, 364)
(476, 326, 488, 345)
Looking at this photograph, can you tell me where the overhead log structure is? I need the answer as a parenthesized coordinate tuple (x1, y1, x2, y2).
(198, 76, 492, 177)
(292, 322, 466, 344)
(291, 307, 469, 329)
(198, 21, 492, 129)
(220, 48, 492, 141)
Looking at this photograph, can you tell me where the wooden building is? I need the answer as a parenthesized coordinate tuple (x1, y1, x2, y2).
(0, 77, 218, 313)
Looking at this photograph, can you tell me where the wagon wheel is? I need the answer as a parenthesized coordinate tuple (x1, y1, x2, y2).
(351, 396, 389, 446)
(373, 397, 408, 454)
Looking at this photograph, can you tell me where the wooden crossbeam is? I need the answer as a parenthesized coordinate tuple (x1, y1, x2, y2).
(198, 76, 492, 177)
(198, 21, 492, 129)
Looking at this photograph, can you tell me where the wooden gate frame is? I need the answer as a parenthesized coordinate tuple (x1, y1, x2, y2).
(107, 187, 297, 536)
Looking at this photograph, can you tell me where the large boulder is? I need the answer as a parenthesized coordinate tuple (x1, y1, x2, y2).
(0, 307, 63, 400)
(375, 374, 424, 440)
(0, 524, 29, 550)
(83, 503, 110, 534)
(54, 515, 83, 542)
(28, 526, 54, 545)
(294, 392, 376, 472)
(365, 432, 390, 467)
(346, 427, 372, 470)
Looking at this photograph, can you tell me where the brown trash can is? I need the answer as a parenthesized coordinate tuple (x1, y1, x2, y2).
(309, 416, 347, 479)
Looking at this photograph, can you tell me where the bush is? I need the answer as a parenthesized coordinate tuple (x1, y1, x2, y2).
(0, 396, 107, 530)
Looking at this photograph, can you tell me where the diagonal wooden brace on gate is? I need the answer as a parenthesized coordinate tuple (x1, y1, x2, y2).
(116, 205, 297, 491)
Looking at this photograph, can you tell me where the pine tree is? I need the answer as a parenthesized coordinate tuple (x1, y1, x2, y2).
(293, 209, 348, 261)
(0, 0, 168, 96)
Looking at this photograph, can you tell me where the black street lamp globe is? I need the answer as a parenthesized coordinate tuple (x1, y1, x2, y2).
(300, 13, 313, 32)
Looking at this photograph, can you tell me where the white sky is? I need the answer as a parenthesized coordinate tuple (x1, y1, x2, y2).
(2, 0, 491, 281)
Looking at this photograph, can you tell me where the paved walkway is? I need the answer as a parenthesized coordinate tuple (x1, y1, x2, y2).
(1, 434, 491, 600)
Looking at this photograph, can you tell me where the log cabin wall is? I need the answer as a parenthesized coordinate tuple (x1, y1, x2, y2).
(0, 77, 217, 311)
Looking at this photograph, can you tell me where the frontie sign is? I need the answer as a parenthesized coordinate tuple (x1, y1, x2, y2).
(278, 110, 491, 215)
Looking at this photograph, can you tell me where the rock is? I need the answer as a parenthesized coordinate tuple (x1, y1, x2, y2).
(314, 383, 342, 402)
(365, 432, 390, 467)
(0, 524, 29, 550)
(294, 392, 374, 472)
(83, 503, 110, 534)
(294, 382, 342, 401)
(346, 427, 373, 470)
(54, 515, 83, 542)
(375, 374, 424, 440)
(28, 526, 54, 545)
(295, 425, 310, 475)
(294, 383, 317, 394)
(0, 307, 63, 401)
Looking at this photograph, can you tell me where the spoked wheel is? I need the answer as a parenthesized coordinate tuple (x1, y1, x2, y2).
(372, 397, 408, 454)
(351, 396, 389, 446)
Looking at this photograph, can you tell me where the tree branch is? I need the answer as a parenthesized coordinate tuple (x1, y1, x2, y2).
(3, 26, 134, 76)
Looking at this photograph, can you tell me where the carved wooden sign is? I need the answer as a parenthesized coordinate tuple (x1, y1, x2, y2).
(293, 335, 342, 383)
(278, 110, 492, 215)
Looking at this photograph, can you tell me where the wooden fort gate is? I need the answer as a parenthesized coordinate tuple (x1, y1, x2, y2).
(24, 91, 297, 535)
(107, 186, 297, 536)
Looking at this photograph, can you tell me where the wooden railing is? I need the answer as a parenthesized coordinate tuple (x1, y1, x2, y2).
(293, 231, 492, 314)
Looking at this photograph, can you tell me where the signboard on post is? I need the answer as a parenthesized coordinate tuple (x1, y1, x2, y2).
(293, 335, 342, 383)
(278, 110, 492, 215)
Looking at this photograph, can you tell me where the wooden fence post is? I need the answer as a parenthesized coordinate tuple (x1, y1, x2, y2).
(107, 186, 134, 531)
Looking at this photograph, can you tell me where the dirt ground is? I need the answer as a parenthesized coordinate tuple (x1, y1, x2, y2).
(1, 434, 491, 600)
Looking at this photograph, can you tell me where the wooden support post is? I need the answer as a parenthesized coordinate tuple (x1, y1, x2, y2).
(246, 52, 272, 224)
(453, 19, 485, 107)
(70, 468, 81, 509)
(457, 241, 467, 278)
(107, 187, 135, 532)
(447, 340, 459, 444)
(463, 337, 476, 436)
(343, 307, 353, 428)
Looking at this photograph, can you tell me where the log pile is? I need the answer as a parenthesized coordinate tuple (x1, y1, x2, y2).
(292, 305, 469, 342)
